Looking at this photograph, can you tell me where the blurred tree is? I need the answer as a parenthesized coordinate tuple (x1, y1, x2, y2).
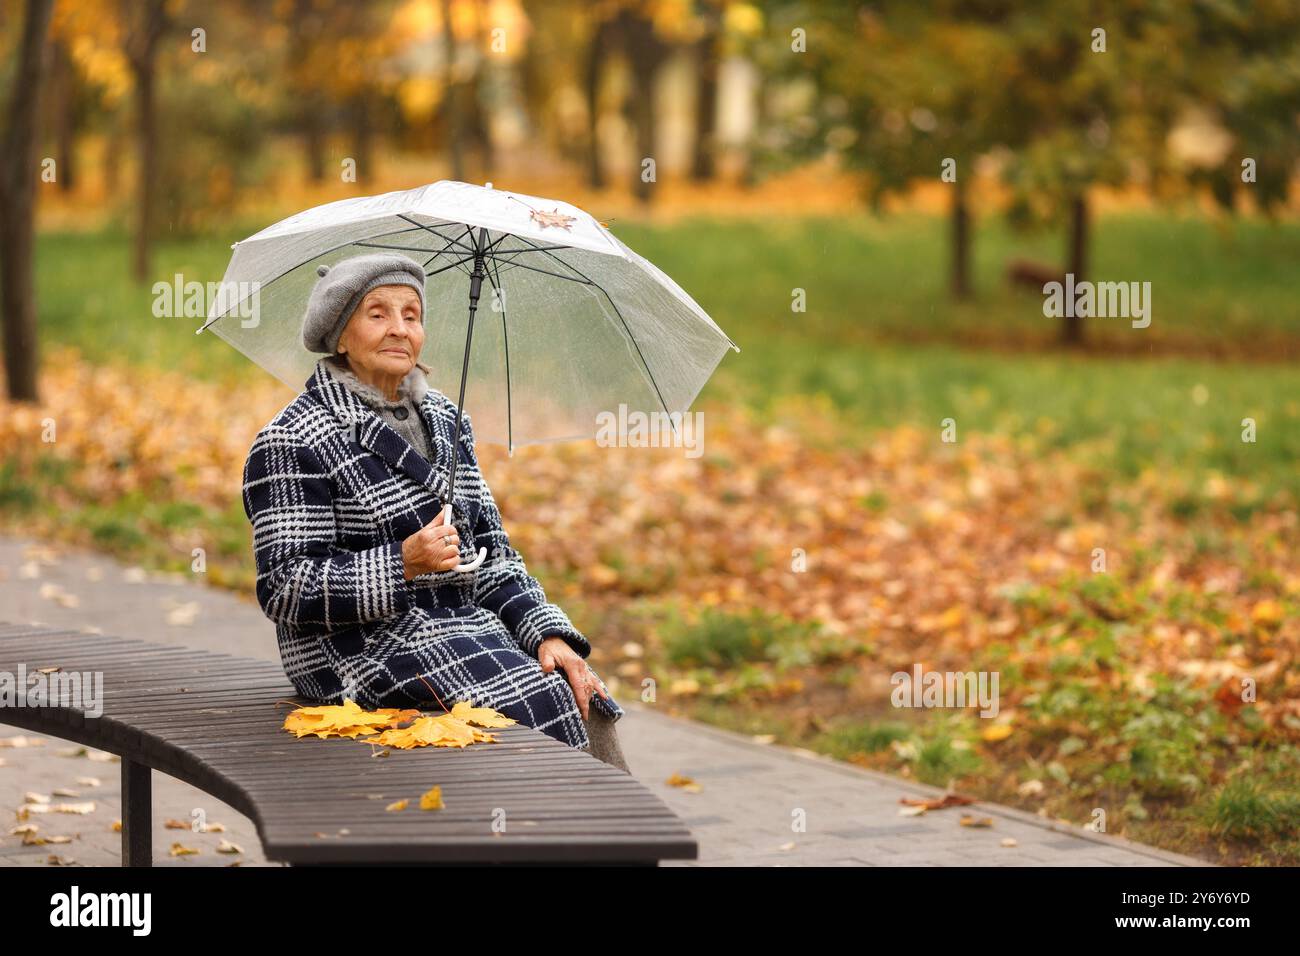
(120, 0, 168, 281)
(1173, 0, 1300, 219)
(0, 0, 54, 402)
(690, 0, 723, 181)
(756, 1, 1018, 301)
(46, 37, 81, 193)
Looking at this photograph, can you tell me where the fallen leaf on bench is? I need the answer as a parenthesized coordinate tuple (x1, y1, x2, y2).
(386, 800, 409, 812)
(216, 840, 243, 855)
(366, 714, 488, 749)
(282, 698, 420, 739)
(420, 786, 444, 810)
(164, 819, 190, 829)
(111, 820, 122, 832)
(170, 842, 199, 856)
(450, 700, 518, 728)
(198, 821, 226, 833)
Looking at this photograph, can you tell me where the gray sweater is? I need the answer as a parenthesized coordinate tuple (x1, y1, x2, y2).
(319, 355, 435, 462)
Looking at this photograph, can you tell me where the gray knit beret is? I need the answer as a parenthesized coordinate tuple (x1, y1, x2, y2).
(301, 252, 428, 354)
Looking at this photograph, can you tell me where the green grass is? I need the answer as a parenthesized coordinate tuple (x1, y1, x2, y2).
(615, 211, 1300, 350)
(33, 215, 1300, 500)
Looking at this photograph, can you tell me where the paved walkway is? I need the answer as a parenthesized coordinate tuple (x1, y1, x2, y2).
(0, 536, 1206, 866)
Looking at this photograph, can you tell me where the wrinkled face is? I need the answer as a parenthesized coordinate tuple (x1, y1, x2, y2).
(336, 285, 424, 379)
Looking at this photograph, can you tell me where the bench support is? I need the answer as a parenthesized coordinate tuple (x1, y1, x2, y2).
(121, 757, 152, 867)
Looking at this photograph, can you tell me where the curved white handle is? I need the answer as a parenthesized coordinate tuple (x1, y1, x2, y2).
(442, 503, 487, 573)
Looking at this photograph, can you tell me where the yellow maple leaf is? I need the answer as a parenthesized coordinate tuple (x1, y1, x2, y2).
(420, 786, 444, 810)
(283, 698, 419, 739)
(169, 842, 199, 856)
(386, 800, 409, 812)
(366, 714, 477, 749)
(449, 700, 516, 728)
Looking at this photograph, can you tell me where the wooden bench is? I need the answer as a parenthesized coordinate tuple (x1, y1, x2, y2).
(0, 621, 697, 866)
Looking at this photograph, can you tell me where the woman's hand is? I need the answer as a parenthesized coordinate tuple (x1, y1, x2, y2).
(401, 508, 461, 578)
(538, 636, 609, 721)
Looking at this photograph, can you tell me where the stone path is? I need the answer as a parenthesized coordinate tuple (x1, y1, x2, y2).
(0, 536, 1206, 867)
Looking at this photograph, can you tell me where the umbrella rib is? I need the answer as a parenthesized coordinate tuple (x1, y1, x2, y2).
(195, 223, 441, 331)
(508, 235, 678, 437)
(396, 214, 479, 257)
(481, 255, 594, 285)
(423, 253, 479, 278)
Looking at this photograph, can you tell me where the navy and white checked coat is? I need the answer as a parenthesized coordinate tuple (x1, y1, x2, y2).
(241, 359, 623, 751)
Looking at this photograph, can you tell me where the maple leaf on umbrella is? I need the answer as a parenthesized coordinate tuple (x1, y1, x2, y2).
(530, 207, 577, 230)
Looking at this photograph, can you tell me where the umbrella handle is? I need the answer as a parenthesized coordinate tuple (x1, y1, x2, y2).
(442, 503, 487, 573)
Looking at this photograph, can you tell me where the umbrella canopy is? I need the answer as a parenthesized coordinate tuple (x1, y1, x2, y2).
(198, 180, 739, 452)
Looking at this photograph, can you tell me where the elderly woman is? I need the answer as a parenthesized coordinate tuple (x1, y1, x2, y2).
(241, 252, 629, 771)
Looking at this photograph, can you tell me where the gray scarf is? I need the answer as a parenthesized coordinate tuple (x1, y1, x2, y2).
(320, 355, 435, 462)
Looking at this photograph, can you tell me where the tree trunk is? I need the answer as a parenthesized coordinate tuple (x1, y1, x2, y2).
(441, 0, 464, 182)
(0, 0, 55, 402)
(131, 62, 156, 280)
(950, 176, 971, 300)
(291, 0, 326, 182)
(690, 12, 721, 182)
(471, 1, 494, 176)
(124, 0, 166, 283)
(350, 93, 372, 181)
(50, 39, 77, 193)
(584, 17, 613, 190)
(622, 10, 665, 205)
(1063, 192, 1088, 346)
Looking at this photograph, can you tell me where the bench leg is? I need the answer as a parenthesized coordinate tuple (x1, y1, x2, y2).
(121, 757, 152, 867)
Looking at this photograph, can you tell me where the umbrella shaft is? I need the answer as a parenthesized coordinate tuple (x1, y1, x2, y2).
(447, 248, 487, 508)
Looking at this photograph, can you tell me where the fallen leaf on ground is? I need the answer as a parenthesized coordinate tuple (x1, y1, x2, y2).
(899, 793, 976, 811)
(420, 786, 444, 810)
(665, 773, 701, 792)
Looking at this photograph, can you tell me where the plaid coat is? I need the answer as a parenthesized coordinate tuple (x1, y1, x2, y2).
(241, 359, 623, 752)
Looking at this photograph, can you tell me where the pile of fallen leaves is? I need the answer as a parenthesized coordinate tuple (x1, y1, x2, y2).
(282, 698, 516, 749)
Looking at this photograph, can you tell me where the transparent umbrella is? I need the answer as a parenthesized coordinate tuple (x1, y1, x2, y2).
(198, 179, 740, 570)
